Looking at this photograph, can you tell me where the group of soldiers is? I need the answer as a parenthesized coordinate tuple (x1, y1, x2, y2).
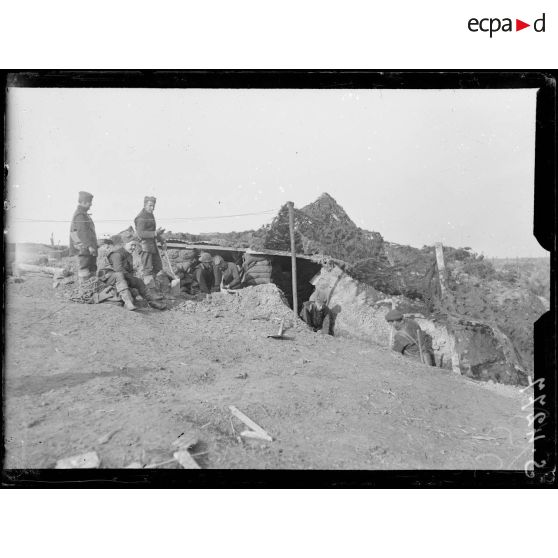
(69, 190, 434, 364)
(69, 191, 249, 311)
(69, 191, 168, 310)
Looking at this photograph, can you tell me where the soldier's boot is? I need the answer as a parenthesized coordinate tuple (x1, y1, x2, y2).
(120, 289, 138, 311)
(147, 297, 167, 310)
(136, 283, 166, 310)
(143, 274, 164, 300)
(146, 287, 164, 300)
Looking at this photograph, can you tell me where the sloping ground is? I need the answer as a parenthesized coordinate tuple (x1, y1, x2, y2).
(4, 276, 533, 470)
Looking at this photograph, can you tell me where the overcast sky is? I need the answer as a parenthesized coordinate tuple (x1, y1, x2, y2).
(6, 87, 545, 258)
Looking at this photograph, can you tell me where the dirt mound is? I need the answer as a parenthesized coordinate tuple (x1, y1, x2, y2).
(172, 283, 298, 327)
(449, 266, 546, 372)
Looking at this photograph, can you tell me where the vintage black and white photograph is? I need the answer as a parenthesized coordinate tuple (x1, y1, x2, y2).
(2, 73, 553, 479)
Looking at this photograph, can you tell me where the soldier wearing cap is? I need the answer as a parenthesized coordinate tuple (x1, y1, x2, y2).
(213, 255, 242, 290)
(96, 236, 166, 311)
(134, 196, 165, 286)
(69, 191, 98, 282)
(385, 309, 434, 365)
(300, 289, 333, 335)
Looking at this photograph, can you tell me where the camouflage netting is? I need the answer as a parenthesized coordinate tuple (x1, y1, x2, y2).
(257, 196, 444, 311)
(348, 248, 441, 310)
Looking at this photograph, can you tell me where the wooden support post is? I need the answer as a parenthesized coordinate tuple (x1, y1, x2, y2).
(287, 201, 298, 319)
(435, 242, 448, 297)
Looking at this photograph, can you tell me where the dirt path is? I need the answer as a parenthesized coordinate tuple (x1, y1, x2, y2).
(4, 276, 533, 470)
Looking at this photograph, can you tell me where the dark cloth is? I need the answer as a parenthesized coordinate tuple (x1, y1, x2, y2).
(300, 301, 332, 334)
(217, 261, 242, 289)
(99, 247, 148, 296)
(392, 318, 434, 365)
(103, 271, 147, 296)
(140, 250, 163, 277)
(97, 246, 135, 275)
(109, 247, 134, 275)
(77, 254, 97, 278)
(69, 205, 97, 256)
(134, 208, 158, 254)
(194, 264, 215, 294)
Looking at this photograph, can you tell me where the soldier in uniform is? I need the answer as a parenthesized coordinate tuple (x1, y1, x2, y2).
(134, 196, 165, 287)
(213, 255, 242, 290)
(96, 236, 166, 311)
(385, 309, 434, 365)
(192, 252, 215, 295)
(69, 191, 98, 282)
(300, 290, 333, 335)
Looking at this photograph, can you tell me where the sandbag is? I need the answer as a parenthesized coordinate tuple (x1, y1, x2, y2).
(250, 262, 272, 272)
(246, 273, 272, 281)
(244, 253, 269, 266)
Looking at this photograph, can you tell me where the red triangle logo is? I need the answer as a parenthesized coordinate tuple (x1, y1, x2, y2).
(516, 19, 530, 31)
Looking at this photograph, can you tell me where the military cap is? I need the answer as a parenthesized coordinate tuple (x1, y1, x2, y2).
(144, 196, 157, 205)
(78, 191, 94, 203)
(385, 309, 404, 322)
(199, 252, 213, 263)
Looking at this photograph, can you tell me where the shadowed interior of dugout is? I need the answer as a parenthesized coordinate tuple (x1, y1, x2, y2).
(164, 241, 322, 311)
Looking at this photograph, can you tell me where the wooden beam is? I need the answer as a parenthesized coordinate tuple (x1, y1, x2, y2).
(17, 263, 65, 277)
(287, 201, 298, 318)
(229, 406, 273, 441)
(434, 243, 448, 297)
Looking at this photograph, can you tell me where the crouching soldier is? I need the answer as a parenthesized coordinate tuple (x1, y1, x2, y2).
(191, 252, 215, 295)
(300, 290, 333, 335)
(213, 255, 242, 290)
(69, 191, 98, 283)
(385, 309, 434, 365)
(97, 237, 166, 311)
(134, 196, 165, 287)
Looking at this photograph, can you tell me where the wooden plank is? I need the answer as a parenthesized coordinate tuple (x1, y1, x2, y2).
(240, 430, 273, 441)
(164, 242, 319, 262)
(55, 451, 100, 469)
(173, 450, 201, 469)
(229, 406, 273, 441)
(17, 263, 65, 277)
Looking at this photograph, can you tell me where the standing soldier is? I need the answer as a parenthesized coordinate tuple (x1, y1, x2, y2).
(69, 191, 98, 283)
(134, 196, 165, 287)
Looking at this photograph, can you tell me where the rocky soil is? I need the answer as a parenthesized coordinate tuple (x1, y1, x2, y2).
(3, 274, 534, 470)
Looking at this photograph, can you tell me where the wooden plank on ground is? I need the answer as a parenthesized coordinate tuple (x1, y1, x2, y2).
(229, 406, 273, 441)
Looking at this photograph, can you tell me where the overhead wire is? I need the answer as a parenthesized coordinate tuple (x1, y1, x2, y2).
(11, 208, 279, 224)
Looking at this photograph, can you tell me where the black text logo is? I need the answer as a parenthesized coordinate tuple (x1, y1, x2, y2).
(468, 13, 546, 37)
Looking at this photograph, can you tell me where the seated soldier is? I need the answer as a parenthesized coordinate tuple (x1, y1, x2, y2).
(192, 252, 215, 295)
(385, 309, 434, 365)
(299, 290, 333, 335)
(213, 255, 242, 290)
(96, 237, 166, 311)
